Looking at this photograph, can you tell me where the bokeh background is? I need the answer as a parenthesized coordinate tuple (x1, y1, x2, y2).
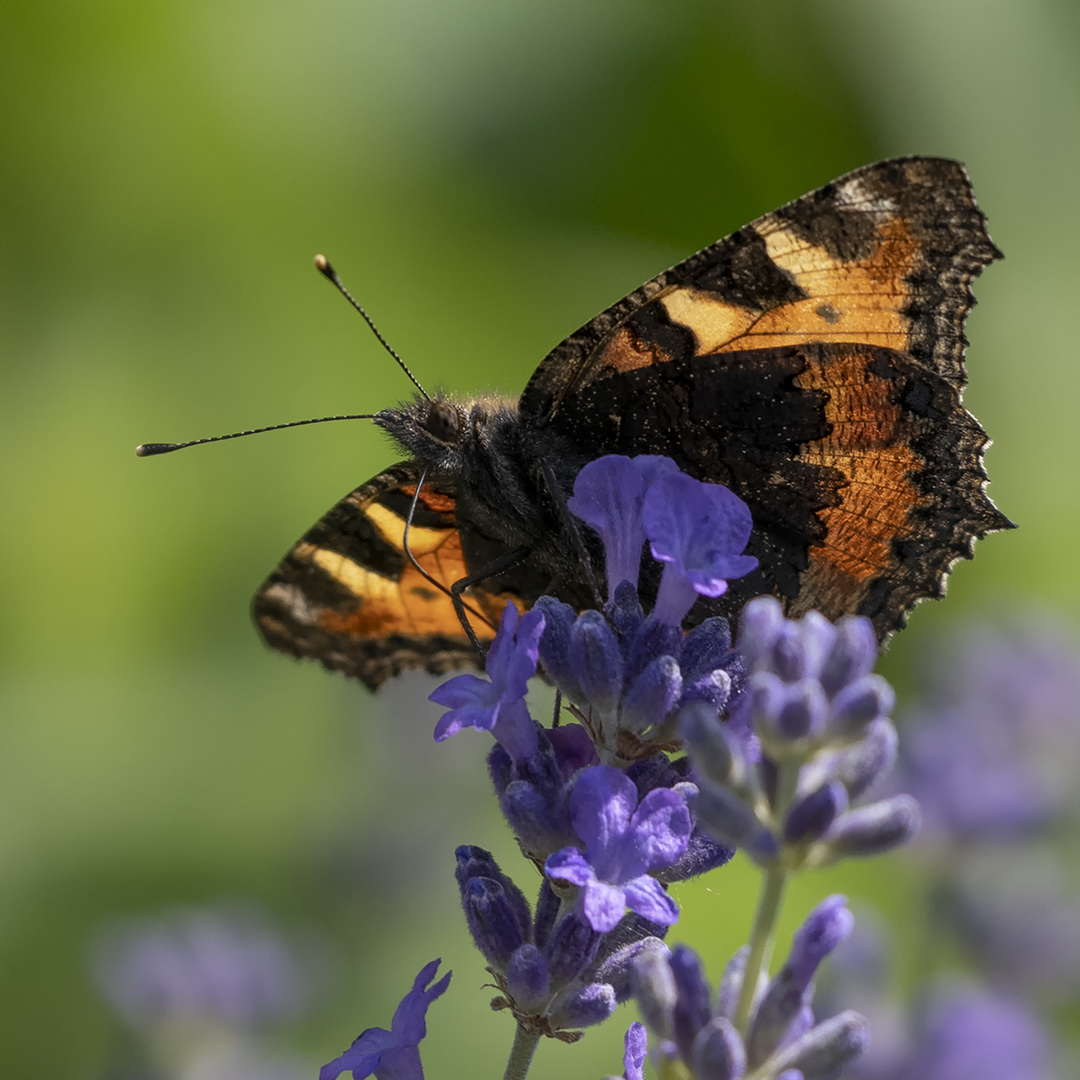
(2, 1, 1079, 1076)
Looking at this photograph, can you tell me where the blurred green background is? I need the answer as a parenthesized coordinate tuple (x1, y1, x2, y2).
(2, 1, 1079, 1076)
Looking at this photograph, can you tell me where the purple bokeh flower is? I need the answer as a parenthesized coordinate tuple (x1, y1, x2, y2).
(945, 848, 1080, 999)
(320, 960, 451, 1080)
(643, 470, 758, 626)
(894, 615, 1080, 840)
(902, 986, 1055, 1080)
(429, 604, 544, 761)
(815, 908, 1061, 1080)
(545, 765, 691, 932)
(90, 902, 324, 1033)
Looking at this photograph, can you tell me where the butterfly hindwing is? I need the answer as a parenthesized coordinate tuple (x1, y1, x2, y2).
(253, 464, 522, 689)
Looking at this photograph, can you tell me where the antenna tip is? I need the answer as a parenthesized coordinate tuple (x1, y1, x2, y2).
(314, 254, 334, 278)
(136, 442, 179, 457)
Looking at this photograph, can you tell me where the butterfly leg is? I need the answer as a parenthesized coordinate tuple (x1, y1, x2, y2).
(449, 545, 533, 656)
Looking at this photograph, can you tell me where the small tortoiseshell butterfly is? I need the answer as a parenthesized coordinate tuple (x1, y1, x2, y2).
(250, 157, 1011, 689)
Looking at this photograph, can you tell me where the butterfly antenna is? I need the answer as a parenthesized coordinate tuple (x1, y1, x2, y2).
(314, 254, 429, 400)
(135, 413, 377, 456)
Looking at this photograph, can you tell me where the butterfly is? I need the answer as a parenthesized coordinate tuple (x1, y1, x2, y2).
(252, 156, 1011, 690)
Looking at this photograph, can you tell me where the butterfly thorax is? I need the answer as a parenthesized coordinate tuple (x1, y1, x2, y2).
(374, 394, 591, 583)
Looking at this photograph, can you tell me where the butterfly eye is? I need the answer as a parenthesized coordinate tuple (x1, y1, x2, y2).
(424, 402, 462, 443)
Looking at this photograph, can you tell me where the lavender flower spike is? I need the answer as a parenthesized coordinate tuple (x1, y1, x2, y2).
(627, 927, 869, 1080)
(545, 764, 691, 932)
(429, 604, 544, 761)
(320, 959, 451, 1080)
(643, 471, 758, 627)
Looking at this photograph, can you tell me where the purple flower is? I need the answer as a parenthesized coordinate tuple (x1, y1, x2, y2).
(429, 604, 544, 761)
(320, 960, 451, 1080)
(535, 593, 744, 761)
(687, 600, 913, 870)
(629, 910, 869, 1080)
(454, 849, 663, 1036)
(814, 916, 1060, 1080)
(545, 765, 691, 932)
(945, 851, 1080, 999)
(643, 471, 758, 626)
(901, 985, 1055, 1080)
(567, 455, 680, 600)
(90, 902, 324, 1033)
(894, 614, 1080, 840)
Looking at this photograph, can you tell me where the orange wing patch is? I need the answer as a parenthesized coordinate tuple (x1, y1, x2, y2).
(660, 214, 917, 358)
(306, 502, 500, 641)
(252, 464, 521, 689)
(521, 158, 999, 420)
(787, 344, 926, 619)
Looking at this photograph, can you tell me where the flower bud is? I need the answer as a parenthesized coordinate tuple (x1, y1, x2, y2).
(783, 782, 848, 844)
(768, 1009, 870, 1075)
(461, 878, 528, 969)
(505, 945, 549, 1011)
(690, 1016, 746, 1080)
(811, 795, 922, 863)
(549, 981, 617, 1030)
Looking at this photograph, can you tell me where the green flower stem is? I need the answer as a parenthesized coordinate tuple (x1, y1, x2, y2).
(503, 1024, 541, 1080)
(733, 864, 788, 1035)
(734, 758, 800, 1035)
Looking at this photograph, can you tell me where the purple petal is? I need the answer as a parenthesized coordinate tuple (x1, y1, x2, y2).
(319, 1027, 394, 1080)
(622, 875, 680, 927)
(643, 472, 758, 623)
(390, 959, 452, 1045)
(433, 705, 494, 742)
(570, 765, 638, 855)
(567, 455, 650, 598)
(623, 1022, 649, 1080)
(786, 896, 853, 991)
(629, 787, 693, 873)
(547, 724, 600, 778)
(500, 608, 546, 699)
(428, 672, 496, 712)
(484, 603, 520, 685)
(544, 846, 596, 888)
(489, 699, 540, 763)
(320, 960, 449, 1080)
(581, 879, 631, 933)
